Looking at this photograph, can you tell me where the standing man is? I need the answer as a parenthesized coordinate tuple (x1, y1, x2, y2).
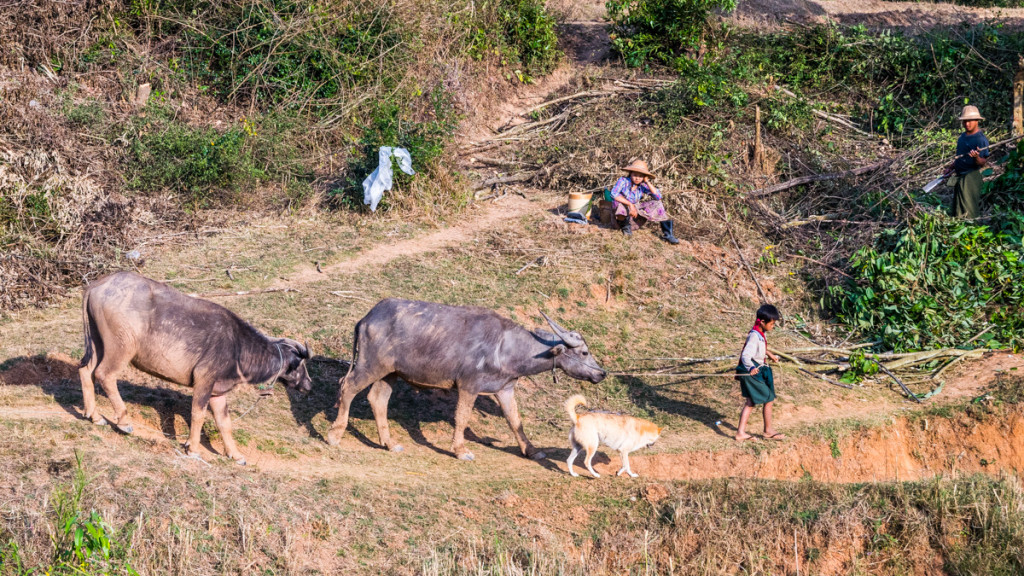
(947, 105, 990, 219)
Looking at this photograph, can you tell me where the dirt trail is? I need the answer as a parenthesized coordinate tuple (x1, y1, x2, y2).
(2, 388, 1020, 485)
(271, 193, 537, 288)
(736, 0, 1024, 29)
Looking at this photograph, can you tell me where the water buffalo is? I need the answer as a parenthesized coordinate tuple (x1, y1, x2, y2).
(78, 271, 312, 464)
(326, 298, 607, 461)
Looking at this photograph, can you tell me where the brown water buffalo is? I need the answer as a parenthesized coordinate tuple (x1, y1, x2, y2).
(79, 271, 312, 464)
(326, 298, 606, 461)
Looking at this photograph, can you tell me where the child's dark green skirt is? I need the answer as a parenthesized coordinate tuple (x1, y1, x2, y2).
(735, 363, 776, 405)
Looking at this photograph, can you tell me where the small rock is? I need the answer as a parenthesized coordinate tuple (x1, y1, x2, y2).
(28, 99, 40, 109)
(126, 250, 141, 261)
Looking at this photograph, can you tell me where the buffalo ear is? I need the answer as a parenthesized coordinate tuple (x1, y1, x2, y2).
(551, 344, 567, 357)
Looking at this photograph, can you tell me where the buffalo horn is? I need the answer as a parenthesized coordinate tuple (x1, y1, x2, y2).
(540, 312, 584, 348)
(301, 341, 311, 359)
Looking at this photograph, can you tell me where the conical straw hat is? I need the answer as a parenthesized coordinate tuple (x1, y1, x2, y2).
(621, 159, 655, 179)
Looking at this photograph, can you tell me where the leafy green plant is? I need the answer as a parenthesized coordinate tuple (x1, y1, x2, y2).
(724, 23, 1024, 141)
(124, 106, 260, 207)
(331, 87, 459, 210)
(839, 350, 881, 384)
(467, 0, 561, 80)
(28, 452, 140, 575)
(606, 0, 737, 68)
(828, 210, 1024, 352)
(649, 61, 747, 120)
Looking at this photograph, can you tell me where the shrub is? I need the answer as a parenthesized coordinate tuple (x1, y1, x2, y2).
(606, 0, 737, 68)
(725, 23, 1024, 140)
(827, 211, 1024, 351)
(125, 113, 259, 208)
(649, 60, 748, 120)
(129, 0, 410, 112)
(468, 0, 561, 81)
(331, 86, 460, 211)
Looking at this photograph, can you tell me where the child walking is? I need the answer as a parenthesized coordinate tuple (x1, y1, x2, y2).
(735, 304, 785, 441)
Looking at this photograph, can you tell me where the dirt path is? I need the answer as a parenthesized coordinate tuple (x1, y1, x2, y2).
(270, 193, 538, 289)
(735, 0, 1024, 29)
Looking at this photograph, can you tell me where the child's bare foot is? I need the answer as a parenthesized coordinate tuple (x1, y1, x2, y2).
(764, 431, 786, 441)
(735, 433, 756, 441)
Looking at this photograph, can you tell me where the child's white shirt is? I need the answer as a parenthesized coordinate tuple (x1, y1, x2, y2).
(740, 330, 766, 371)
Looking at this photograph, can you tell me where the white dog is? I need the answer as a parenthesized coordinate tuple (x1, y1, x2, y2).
(565, 395, 661, 478)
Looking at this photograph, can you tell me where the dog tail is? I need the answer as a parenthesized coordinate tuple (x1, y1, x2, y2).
(564, 394, 586, 424)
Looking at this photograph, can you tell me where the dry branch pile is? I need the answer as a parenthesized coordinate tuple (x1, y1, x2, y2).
(615, 345, 987, 402)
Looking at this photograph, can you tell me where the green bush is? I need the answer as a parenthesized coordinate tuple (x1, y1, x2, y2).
(331, 87, 460, 210)
(129, 0, 410, 112)
(606, 0, 737, 68)
(649, 60, 748, 120)
(125, 108, 260, 207)
(827, 211, 1024, 352)
(468, 0, 561, 81)
(725, 23, 1024, 140)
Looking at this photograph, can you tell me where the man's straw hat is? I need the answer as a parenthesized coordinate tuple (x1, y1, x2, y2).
(959, 105, 985, 121)
(621, 159, 656, 179)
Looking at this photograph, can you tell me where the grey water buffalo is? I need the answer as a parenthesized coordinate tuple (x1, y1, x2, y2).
(326, 298, 607, 461)
(79, 271, 312, 464)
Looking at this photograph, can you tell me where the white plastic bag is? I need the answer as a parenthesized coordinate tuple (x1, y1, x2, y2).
(362, 147, 415, 211)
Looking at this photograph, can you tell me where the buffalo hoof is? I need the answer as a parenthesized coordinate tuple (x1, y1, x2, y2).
(115, 423, 134, 435)
(389, 444, 404, 453)
(234, 457, 247, 466)
(326, 430, 344, 446)
(457, 451, 475, 462)
(529, 450, 547, 461)
(91, 416, 108, 426)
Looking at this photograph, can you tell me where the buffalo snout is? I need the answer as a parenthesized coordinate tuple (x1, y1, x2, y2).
(590, 370, 607, 383)
(284, 364, 313, 393)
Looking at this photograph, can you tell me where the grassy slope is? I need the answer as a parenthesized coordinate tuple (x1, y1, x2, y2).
(5, 1, 1024, 573)
(3, 192, 1024, 574)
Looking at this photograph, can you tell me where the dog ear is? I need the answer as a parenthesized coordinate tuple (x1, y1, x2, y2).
(551, 344, 566, 356)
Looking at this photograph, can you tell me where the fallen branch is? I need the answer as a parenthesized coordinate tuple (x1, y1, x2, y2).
(782, 217, 892, 229)
(798, 367, 855, 389)
(746, 157, 896, 198)
(773, 85, 871, 136)
(470, 156, 538, 169)
(472, 172, 536, 191)
(723, 210, 768, 303)
(786, 254, 857, 280)
(329, 290, 372, 302)
(871, 359, 921, 403)
(192, 288, 299, 298)
(521, 90, 622, 116)
(500, 110, 570, 137)
(932, 349, 986, 381)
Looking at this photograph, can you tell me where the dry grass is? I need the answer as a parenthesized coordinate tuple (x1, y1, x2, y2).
(1, 199, 1024, 574)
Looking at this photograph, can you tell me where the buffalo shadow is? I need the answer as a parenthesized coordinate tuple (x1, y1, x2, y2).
(294, 357, 560, 464)
(2, 354, 263, 456)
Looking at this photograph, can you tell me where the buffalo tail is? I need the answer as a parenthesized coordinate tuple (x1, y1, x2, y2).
(79, 289, 94, 369)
